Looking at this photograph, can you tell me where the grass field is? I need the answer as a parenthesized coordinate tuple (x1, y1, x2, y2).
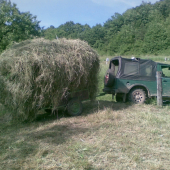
(0, 55, 170, 170)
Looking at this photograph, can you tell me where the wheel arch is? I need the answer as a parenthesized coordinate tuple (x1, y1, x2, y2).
(128, 84, 151, 97)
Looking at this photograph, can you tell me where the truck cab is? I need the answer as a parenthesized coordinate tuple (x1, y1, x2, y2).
(103, 56, 170, 103)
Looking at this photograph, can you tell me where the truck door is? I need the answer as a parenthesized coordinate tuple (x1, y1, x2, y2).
(162, 67, 170, 96)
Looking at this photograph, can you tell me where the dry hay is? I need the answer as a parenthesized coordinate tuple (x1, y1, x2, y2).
(0, 38, 99, 121)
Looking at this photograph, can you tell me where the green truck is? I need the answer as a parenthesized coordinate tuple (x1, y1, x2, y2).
(103, 56, 170, 104)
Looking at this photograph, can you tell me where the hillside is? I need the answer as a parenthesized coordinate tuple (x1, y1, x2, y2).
(1, 0, 170, 56)
(43, 0, 170, 56)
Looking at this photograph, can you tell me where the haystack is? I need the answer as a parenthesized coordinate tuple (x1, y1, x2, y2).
(0, 38, 99, 121)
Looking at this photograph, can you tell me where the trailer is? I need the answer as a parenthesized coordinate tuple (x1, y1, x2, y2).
(44, 89, 90, 116)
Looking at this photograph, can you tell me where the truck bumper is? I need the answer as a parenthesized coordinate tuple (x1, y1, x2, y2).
(103, 87, 116, 95)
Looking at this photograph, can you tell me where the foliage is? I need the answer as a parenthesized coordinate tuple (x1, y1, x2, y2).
(143, 21, 168, 54)
(0, 0, 41, 53)
(1, 0, 170, 55)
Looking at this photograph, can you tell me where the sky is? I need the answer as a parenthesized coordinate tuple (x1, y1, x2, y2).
(10, 0, 159, 28)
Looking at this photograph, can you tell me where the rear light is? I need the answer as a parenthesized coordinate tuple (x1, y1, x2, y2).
(105, 73, 109, 84)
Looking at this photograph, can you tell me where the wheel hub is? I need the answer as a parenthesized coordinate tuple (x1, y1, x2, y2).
(130, 89, 146, 104)
(134, 92, 142, 102)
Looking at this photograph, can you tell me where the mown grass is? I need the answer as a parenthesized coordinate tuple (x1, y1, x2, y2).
(0, 55, 170, 169)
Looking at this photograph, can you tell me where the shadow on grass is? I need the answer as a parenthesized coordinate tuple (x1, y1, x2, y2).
(0, 100, 139, 169)
(0, 122, 90, 169)
(0, 99, 131, 156)
(34, 99, 132, 123)
(5, 97, 169, 125)
(35, 109, 68, 122)
(82, 99, 131, 116)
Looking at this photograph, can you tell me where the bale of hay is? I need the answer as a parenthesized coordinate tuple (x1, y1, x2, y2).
(0, 38, 99, 121)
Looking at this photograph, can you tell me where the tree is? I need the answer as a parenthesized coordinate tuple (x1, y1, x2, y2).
(41, 0, 170, 55)
(43, 27, 58, 40)
(104, 13, 124, 34)
(0, 0, 41, 52)
(79, 24, 105, 48)
(43, 22, 92, 40)
(143, 21, 168, 53)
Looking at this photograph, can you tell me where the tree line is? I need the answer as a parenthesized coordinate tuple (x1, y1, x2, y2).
(0, 0, 40, 52)
(1, 0, 170, 55)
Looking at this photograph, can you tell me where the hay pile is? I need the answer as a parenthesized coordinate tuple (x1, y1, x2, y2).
(0, 38, 99, 121)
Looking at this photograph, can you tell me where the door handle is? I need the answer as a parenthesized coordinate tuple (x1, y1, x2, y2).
(163, 80, 167, 82)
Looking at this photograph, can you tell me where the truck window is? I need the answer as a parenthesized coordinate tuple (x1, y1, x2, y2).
(162, 67, 170, 77)
(124, 63, 139, 75)
(111, 59, 119, 76)
(141, 65, 152, 76)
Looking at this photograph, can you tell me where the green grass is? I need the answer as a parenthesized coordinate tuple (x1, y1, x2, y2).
(1, 55, 170, 169)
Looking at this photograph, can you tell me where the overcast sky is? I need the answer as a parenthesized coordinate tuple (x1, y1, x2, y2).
(10, 0, 159, 28)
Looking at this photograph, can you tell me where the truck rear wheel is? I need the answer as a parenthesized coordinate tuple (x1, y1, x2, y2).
(128, 88, 146, 104)
(116, 93, 124, 102)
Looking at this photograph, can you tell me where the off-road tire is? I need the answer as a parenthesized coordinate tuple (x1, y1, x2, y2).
(104, 69, 115, 87)
(67, 98, 83, 116)
(116, 93, 124, 102)
(128, 88, 146, 104)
